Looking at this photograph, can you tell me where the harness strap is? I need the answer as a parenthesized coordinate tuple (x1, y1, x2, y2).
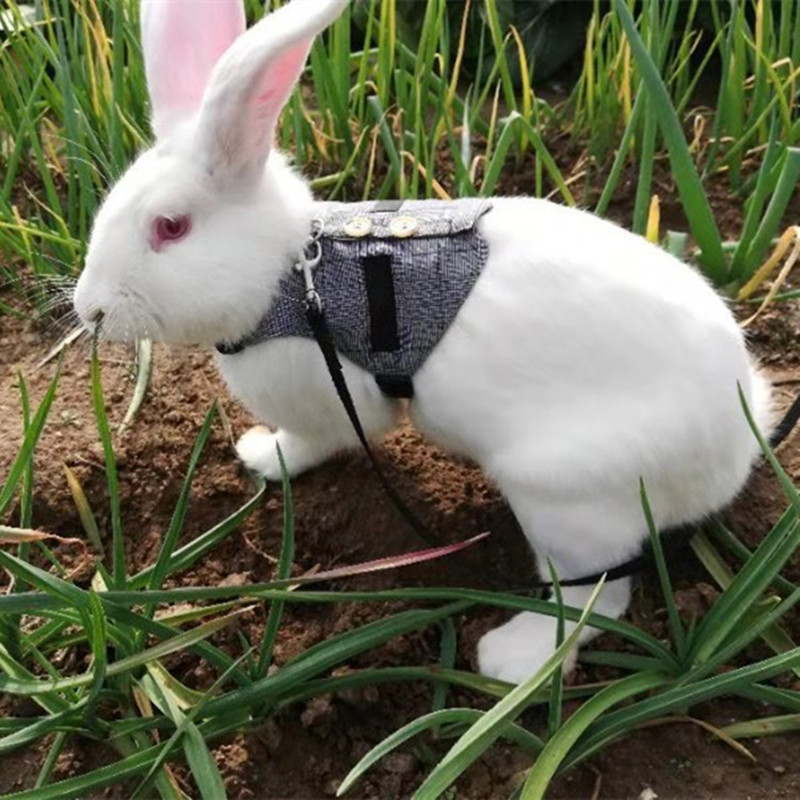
(361, 251, 414, 399)
(362, 253, 401, 351)
(375, 375, 415, 399)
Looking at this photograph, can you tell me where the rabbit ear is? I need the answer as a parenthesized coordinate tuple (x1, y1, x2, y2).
(195, 0, 348, 184)
(141, 0, 246, 140)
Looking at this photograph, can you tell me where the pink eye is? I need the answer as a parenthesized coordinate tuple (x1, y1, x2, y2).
(151, 214, 191, 250)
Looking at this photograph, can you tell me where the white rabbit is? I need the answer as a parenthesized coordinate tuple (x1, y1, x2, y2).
(73, 0, 773, 683)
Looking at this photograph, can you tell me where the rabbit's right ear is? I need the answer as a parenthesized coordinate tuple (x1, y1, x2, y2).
(194, 0, 349, 186)
(141, 0, 246, 140)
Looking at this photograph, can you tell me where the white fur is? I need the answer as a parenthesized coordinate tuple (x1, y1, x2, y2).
(74, 0, 773, 684)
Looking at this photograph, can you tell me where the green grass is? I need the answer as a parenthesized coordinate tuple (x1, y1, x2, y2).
(4, 0, 800, 796)
(2, 0, 800, 294)
(2, 361, 800, 797)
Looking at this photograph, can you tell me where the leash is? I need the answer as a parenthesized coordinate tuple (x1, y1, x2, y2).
(305, 299, 440, 546)
(770, 391, 800, 448)
(298, 220, 438, 547)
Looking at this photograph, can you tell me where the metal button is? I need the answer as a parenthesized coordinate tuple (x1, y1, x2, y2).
(343, 216, 372, 237)
(389, 215, 418, 238)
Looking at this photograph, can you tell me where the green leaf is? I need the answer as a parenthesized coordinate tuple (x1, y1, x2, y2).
(613, 0, 727, 284)
(84, 590, 108, 703)
(723, 713, 800, 739)
(147, 402, 217, 597)
(139, 674, 227, 800)
(337, 709, 542, 796)
(413, 579, 605, 799)
(564, 648, 800, 771)
(130, 477, 267, 588)
(90, 346, 125, 589)
(256, 444, 294, 677)
(0, 364, 60, 518)
(0, 609, 251, 695)
(739, 147, 800, 279)
(640, 480, 686, 660)
(431, 618, 458, 719)
(0, 701, 90, 756)
(3, 584, 675, 665)
(202, 603, 472, 718)
(521, 671, 666, 799)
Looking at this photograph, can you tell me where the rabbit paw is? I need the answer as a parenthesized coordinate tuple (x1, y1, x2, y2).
(236, 426, 284, 479)
(477, 612, 578, 684)
(235, 426, 332, 480)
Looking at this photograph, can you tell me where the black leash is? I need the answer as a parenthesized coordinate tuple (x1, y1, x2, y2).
(304, 300, 439, 546)
(770, 390, 800, 448)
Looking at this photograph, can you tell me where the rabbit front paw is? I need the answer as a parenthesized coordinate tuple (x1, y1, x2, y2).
(477, 612, 578, 685)
(236, 426, 330, 480)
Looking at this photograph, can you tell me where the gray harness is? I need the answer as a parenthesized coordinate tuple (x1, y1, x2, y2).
(217, 198, 493, 398)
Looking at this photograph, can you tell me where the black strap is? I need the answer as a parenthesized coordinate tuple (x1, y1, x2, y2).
(304, 298, 649, 588)
(361, 252, 414, 398)
(376, 375, 414, 399)
(362, 253, 401, 353)
(771, 390, 800, 447)
(216, 339, 247, 356)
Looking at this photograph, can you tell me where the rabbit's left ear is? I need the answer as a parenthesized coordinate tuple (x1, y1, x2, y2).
(195, 0, 349, 185)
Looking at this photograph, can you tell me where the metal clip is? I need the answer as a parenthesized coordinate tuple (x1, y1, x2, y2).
(296, 218, 325, 312)
(301, 260, 322, 313)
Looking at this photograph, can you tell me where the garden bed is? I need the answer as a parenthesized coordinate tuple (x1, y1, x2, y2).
(2, 182, 800, 798)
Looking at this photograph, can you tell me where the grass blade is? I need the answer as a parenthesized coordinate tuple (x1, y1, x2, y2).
(256, 445, 294, 677)
(337, 709, 542, 797)
(62, 463, 105, 558)
(413, 579, 605, 799)
(640, 480, 686, 660)
(90, 346, 124, 589)
(147, 402, 217, 596)
(118, 337, 152, 435)
(613, 0, 727, 283)
(0, 609, 253, 696)
(0, 364, 60, 518)
(521, 671, 666, 799)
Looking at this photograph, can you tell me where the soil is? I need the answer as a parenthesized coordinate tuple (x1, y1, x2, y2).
(3, 176, 800, 798)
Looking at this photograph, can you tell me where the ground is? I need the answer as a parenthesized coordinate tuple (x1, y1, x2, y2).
(2, 175, 800, 797)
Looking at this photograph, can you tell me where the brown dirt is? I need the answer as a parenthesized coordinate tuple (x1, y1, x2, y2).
(3, 203, 800, 798)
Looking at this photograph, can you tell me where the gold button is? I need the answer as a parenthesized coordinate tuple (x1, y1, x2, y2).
(343, 216, 372, 237)
(389, 215, 418, 238)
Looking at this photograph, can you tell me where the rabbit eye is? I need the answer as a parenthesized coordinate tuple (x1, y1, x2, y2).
(152, 215, 191, 250)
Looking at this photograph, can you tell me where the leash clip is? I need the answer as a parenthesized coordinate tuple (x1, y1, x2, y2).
(297, 217, 324, 313)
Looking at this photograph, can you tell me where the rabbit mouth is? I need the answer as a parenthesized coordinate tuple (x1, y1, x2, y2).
(89, 290, 165, 344)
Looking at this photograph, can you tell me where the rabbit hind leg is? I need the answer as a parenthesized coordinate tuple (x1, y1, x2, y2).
(477, 487, 642, 684)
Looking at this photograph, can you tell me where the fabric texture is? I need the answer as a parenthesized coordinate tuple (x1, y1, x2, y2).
(224, 198, 493, 384)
